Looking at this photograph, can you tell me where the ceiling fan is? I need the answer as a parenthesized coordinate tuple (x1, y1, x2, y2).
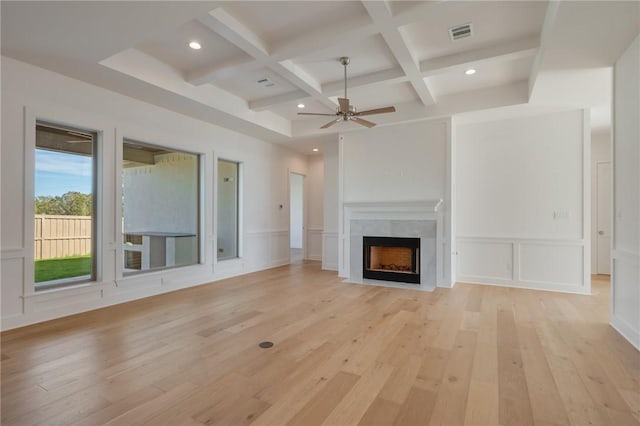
(298, 56, 396, 129)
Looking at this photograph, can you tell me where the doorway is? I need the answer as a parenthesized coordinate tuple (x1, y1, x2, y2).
(596, 161, 612, 274)
(217, 159, 240, 261)
(289, 172, 305, 263)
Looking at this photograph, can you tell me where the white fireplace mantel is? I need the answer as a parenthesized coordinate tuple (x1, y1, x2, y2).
(342, 199, 443, 216)
(339, 199, 445, 290)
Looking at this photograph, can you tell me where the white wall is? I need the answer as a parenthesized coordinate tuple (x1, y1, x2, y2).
(590, 129, 612, 273)
(611, 34, 640, 349)
(456, 110, 591, 294)
(322, 138, 340, 270)
(337, 119, 454, 286)
(341, 122, 446, 203)
(306, 154, 324, 261)
(0, 57, 309, 330)
(289, 173, 303, 249)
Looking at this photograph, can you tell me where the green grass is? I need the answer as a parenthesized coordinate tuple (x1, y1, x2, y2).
(35, 255, 92, 283)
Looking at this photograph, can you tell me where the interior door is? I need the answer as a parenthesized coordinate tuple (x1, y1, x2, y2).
(596, 162, 612, 275)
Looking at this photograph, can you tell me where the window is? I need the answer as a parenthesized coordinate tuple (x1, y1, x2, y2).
(122, 140, 200, 274)
(217, 159, 239, 260)
(34, 123, 97, 289)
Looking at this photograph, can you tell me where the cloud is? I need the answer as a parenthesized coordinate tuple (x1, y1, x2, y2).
(36, 149, 92, 177)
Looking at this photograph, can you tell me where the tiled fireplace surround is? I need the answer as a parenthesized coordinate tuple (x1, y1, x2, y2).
(340, 200, 444, 291)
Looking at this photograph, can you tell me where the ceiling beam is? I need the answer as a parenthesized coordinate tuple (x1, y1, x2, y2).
(189, 14, 381, 89)
(420, 36, 539, 77)
(362, 1, 436, 105)
(276, 59, 323, 94)
(529, 0, 561, 99)
(200, 9, 269, 58)
(197, 8, 336, 110)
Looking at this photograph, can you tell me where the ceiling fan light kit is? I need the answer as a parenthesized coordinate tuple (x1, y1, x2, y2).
(298, 56, 396, 129)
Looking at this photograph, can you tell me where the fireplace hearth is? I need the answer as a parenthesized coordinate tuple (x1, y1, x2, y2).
(363, 236, 420, 284)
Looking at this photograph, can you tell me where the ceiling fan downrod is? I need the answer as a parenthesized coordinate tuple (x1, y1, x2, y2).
(340, 56, 350, 102)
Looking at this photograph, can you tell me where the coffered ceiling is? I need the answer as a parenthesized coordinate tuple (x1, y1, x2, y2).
(2, 1, 639, 150)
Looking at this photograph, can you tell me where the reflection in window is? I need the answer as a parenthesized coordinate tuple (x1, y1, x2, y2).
(34, 123, 97, 289)
(122, 140, 199, 274)
(217, 159, 239, 260)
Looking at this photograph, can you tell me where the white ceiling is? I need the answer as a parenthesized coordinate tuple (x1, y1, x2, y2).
(2, 1, 638, 152)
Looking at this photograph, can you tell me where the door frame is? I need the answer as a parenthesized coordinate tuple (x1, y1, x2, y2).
(288, 171, 306, 261)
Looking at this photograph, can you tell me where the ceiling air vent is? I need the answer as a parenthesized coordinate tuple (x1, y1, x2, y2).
(449, 23, 473, 41)
(257, 78, 275, 88)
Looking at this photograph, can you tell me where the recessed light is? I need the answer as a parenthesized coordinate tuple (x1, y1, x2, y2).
(297, 103, 305, 109)
(313, 148, 319, 152)
(189, 41, 201, 50)
(465, 68, 476, 75)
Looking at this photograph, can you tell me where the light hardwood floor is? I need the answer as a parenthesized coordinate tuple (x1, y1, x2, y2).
(1, 262, 638, 425)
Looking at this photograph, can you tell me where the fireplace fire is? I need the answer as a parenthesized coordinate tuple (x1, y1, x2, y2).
(363, 236, 420, 284)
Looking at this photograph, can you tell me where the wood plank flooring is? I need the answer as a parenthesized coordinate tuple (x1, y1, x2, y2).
(1, 262, 638, 425)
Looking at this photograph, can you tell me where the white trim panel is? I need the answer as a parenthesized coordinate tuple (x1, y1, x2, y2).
(457, 237, 589, 294)
(306, 228, 323, 261)
(322, 232, 338, 271)
(244, 230, 290, 270)
(611, 249, 640, 350)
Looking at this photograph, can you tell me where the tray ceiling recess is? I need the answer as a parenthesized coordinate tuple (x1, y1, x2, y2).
(3, 0, 636, 146)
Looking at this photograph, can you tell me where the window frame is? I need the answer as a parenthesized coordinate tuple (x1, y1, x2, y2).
(29, 120, 100, 291)
(216, 158, 243, 262)
(120, 138, 202, 276)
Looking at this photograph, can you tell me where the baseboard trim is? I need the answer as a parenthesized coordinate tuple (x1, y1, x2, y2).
(456, 278, 590, 295)
(322, 263, 338, 271)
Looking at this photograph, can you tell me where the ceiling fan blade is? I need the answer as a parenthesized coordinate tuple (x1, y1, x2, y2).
(351, 117, 376, 128)
(297, 112, 337, 116)
(354, 106, 396, 116)
(338, 98, 350, 113)
(321, 117, 342, 129)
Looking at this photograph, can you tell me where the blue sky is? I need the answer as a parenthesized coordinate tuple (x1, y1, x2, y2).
(35, 149, 92, 196)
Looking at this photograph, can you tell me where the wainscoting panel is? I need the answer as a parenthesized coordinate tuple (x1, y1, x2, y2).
(322, 232, 338, 271)
(26, 285, 104, 312)
(1, 248, 27, 260)
(245, 231, 271, 270)
(1, 257, 25, 317)
(270, 231, 290, 266)
(457, 240, 513, 281)
(213, 257, 246, 279)
(519, 242, 583, 287)
(611, 249, 640, 349)
(245, 230, 290, 270)
(306, 228, 323, 261)
(457, 237, 588, 294)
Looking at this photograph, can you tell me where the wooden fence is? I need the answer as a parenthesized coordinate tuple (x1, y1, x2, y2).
(34, 215, 91, 260)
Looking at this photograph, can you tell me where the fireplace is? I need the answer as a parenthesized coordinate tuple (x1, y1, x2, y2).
(363, 236, 420, 284)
